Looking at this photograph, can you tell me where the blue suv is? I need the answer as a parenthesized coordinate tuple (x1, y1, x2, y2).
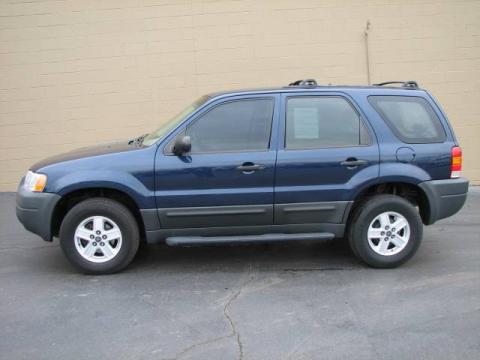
(16, 79, 469, 274)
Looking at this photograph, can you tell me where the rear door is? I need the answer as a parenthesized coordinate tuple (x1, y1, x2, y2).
(154, 94, 280, 229)
(274, 92, 379, 225)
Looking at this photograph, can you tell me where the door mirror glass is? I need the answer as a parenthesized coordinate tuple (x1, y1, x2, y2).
(172, 135, 191, 155)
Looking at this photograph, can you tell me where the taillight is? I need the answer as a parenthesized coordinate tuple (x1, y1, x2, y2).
(451, 146, 462, 178)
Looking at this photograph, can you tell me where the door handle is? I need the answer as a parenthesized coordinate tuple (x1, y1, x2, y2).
(340, 158, 368, 168)
(237, 163, 265, 173)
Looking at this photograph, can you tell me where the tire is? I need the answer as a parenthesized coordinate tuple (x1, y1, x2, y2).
(59, 198, 140, 274)
(347, 194, 423, 268)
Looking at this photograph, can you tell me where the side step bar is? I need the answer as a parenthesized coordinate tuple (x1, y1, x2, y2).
(166, 232, 335, 246)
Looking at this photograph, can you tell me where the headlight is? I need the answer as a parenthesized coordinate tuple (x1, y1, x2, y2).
(24, 171, 47, 192)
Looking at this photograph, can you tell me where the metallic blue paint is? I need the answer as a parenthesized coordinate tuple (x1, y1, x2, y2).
(153, 94, 280, 227)
(33, 143, 157, 209)
(24, 85, 462, 230)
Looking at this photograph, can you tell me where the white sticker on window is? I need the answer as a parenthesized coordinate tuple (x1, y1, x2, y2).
(293, 108, 319, 139)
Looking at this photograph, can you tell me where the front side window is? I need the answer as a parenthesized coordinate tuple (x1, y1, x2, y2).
(368, 95, 446, 143)
(285, 96, 370, 149)
(185, 98, 274, 153)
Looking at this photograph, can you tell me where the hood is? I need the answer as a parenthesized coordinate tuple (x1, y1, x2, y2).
(31, 141, 140, 172)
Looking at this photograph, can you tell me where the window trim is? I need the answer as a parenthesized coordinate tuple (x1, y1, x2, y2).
(164, 97, 276, 155)
(283, 95, 372, 151)
(368, 95, 447, 144)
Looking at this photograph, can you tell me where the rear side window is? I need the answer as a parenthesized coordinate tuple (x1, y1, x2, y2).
(285, 96, 370, 149)
(369, 96, 446, 143)
(186, 98, 274, 153)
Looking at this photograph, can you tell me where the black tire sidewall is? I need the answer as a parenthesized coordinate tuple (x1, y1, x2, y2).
(59, 199, 139, 274)
(349, 195, 423, 268)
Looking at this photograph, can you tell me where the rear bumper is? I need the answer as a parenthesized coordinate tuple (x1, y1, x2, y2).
(16, 180, 61, 241)
(419, 178, 469, 225)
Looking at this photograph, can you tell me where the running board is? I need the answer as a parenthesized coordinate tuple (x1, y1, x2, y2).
(165, 232, 335, 246)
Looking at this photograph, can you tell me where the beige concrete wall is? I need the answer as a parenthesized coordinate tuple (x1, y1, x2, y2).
(1, 0, 479, 191)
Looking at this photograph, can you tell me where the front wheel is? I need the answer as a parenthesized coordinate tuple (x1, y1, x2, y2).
(347, 195, 423, 268)
(59, 198, 140, 274)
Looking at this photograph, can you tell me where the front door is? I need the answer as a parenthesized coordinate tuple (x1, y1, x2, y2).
(274, 93, 379, 225)
(155, 95, 279, 229)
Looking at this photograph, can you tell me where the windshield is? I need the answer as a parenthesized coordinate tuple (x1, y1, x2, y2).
(142, 95, 210, 146)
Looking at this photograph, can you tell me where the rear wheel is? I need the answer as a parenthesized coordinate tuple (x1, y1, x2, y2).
(59, 198, 139, 274)
(348, 195, 423, 268)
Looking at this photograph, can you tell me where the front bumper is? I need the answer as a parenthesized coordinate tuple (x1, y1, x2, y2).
(419, 178, 469, 225)
(16, 179, 61, 241)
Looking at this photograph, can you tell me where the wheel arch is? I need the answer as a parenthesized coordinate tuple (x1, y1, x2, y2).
(348, 181, 431, 225)
(51, 187, 146, 241)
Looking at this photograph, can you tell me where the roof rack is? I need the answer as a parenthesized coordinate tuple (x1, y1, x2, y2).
(373, 81, 419, 89)
(288, 79, 318, 87)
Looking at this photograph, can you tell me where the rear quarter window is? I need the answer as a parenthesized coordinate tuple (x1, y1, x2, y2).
(368, 95, 446, 143)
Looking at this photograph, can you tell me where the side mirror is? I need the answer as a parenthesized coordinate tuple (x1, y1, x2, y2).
(172, 135, 191, 156)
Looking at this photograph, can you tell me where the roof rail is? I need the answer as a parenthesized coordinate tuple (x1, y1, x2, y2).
(373, 81, 419, 89)
(288, 79, 318, 87)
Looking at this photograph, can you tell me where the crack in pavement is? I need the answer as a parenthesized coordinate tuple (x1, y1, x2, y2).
(160, 264, 256, 360)
(223, 264, 255, 360)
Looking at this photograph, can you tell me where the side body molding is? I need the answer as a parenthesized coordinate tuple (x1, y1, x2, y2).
(157, 204, 273, 228)
(274, 201, 352, 225)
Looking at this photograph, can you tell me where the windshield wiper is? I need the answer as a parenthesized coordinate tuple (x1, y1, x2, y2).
(128, 133, 149, 146)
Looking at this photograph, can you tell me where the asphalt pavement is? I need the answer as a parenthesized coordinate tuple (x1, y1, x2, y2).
(1, 190, 479, 360)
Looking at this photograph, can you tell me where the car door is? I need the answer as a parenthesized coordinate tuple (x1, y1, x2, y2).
(154, 94, 279, 229)
(274, 92, 379, 225)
